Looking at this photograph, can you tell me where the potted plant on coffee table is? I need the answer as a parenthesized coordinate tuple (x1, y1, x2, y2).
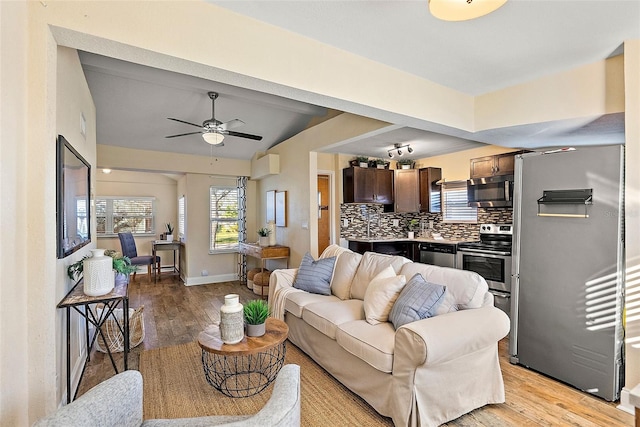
(244, 299, 270, 337)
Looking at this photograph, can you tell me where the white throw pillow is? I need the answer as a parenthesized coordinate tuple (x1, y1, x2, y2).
(363, 266, 407, 325)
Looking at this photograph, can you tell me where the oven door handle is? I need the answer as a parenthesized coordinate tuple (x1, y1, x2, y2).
(458, 248, 511, 256)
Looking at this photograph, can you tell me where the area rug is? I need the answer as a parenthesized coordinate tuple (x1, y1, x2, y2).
(139, 340, 393, 426)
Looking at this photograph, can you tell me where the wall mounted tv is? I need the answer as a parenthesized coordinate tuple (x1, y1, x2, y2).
(56, 135, 91, 258)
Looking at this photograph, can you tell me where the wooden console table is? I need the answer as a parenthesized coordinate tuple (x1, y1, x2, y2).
(152, 240, 182, 282)
(238, 243, 290, 298)
(57, 279, 129, 403)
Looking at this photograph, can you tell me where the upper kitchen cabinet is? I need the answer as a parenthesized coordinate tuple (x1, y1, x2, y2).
(470, 151, 529, 178)
(394, 169, 419, 212)
(343, 167, 394, 205)
(419, 167, 442, 213)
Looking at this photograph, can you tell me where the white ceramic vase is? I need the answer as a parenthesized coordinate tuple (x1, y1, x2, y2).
(259, 236, 269, 247)
(267, 221, 276, 246)
(165, 234, 173, 242)
(83, 249, 115, 297)
(220, 294, 244, 345)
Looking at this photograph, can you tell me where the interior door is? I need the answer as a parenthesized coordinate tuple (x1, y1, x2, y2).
(317, 175, 331, 255)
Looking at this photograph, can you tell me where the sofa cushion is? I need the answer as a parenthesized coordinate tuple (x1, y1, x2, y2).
(331, 251, 363, 300)
(389, 273, 447, 330)
(319, 244, 352, 260)
(293, 252, 336, 295)
(302, 300, 364, 340)
(336, 320, 396, 373)
(363, 267, 406, 325)
(350, 252, 411, 300)
(399, 263, 488, 315)
(284, 292, 340, 318)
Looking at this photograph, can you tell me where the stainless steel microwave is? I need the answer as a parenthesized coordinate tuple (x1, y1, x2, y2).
(467, 175, 513, 208)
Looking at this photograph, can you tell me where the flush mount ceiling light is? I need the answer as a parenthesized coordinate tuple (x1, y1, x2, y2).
(202, 132, 225, 146)
(388, 143, 413, 158)
(429, 0, 508, 22)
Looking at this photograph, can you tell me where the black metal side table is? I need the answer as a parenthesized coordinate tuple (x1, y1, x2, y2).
(57, 279, 129, 403)
(197, 318, 288, 397)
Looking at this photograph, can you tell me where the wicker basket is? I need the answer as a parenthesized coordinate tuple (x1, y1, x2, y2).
(94, 305, 145, 353)
(247, 268, 264, 289)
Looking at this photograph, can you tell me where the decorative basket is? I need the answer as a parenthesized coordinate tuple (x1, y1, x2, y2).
(247, 267, 264, 289)
(95, 305, 145, 353)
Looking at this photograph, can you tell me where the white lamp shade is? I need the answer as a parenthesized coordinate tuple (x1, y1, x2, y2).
(202, 132, 225, 145)
(429, 0, 507, 21)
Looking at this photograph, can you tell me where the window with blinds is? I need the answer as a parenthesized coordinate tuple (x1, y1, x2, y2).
(442, 181, 477, 223)
(96, 197, 156, 236)
(210, 186, 239, 252)
(178, 196, 185, 240)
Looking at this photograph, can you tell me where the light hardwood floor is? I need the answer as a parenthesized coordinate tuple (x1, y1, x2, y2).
(78, 274, 634, 426)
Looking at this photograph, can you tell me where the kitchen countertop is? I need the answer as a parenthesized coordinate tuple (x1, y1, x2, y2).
(347, 237, 475, 244)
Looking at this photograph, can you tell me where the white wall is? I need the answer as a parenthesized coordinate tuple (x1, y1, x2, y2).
(55, 45, 98, 409)
(96, 169, 178, 263)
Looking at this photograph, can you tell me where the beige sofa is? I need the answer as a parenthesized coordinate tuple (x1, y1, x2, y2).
(268, 245, 510, 427)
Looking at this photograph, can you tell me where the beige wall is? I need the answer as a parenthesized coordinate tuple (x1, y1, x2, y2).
(414, 145, 518, 181)
(2, 0, 638, 423)
(1, 1, 30, 424)
(95, 170, 178, 261)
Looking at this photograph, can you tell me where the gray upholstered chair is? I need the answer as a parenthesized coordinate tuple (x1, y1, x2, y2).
(118, 232, 160, 283)
(34, 364, 301, 427)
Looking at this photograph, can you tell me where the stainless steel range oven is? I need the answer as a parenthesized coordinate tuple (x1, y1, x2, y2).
(456, 224, 512, 317)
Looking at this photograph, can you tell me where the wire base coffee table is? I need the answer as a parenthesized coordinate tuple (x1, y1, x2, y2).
(197, 317, 289, 397)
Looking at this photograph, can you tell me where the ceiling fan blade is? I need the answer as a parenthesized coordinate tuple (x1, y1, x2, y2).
(225, 131, 263, 141)
(167, 117, 203, 128)
(218, 119, 245, 131)
(165, 131, 203, 138)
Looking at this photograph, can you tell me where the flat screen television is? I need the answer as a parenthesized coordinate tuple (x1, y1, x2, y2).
(57, 135, 91, 258)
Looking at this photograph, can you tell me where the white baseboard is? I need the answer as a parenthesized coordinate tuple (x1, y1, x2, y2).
(618, 387, 636, 415)
(183, 273, 238, 286)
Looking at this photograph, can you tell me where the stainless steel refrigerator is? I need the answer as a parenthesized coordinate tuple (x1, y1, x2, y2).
(509, 145, 624, 401)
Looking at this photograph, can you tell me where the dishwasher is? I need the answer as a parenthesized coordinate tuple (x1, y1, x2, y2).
(418, 242, 457, 268)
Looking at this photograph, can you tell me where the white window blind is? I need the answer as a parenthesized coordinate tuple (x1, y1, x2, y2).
(210, 186, 239, 252)
(96, 197, 156, 236)
(442, 181, 477, 223)
(178, 196, 185, 240)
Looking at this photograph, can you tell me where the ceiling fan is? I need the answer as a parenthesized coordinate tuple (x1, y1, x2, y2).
(165, 92, 263, 146)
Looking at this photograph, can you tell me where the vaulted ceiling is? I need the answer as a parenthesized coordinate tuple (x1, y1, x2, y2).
(82, 1, 640, 161)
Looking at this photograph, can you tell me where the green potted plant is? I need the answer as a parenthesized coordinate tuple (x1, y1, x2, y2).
(68, 249, 138, 285)
(406, 218, 420, 239)
(257, 227, 271, 247)
(397, 158, 414, 169)
(355, 156, 369, 168)
(165, 222, 174, 241)
(374, 158, 388, 169)
(244, 299, 270, 337)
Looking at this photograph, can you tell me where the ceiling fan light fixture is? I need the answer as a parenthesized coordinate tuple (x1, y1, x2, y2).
(203, 132, 225, 145)
(428, 0, 508, 22)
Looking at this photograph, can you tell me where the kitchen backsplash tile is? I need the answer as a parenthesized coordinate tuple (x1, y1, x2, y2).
(340, 204, 512, 241)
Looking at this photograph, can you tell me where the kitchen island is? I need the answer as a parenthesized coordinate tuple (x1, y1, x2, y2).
(347, 236, 471, 264)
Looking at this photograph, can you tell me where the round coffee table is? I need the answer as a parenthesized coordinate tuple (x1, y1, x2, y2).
(197, 317, 289, 397)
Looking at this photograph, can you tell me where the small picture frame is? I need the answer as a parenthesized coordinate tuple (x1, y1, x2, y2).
(275, 191, 287, 227)
(266, 190, 276, 223)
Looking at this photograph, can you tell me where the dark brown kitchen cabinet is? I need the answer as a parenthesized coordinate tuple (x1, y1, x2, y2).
(470, 151, 525, 178)
(419, 167, 442, 213)
(343, 167, 394, 205)
(394, 169, 419, 212)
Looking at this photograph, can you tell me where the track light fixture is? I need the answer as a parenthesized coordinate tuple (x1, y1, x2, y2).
(387, 143, 413, 158)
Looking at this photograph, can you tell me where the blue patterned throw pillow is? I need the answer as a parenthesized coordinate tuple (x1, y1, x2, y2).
(293, 252, 337, 295)
(389, 273, 447, 330)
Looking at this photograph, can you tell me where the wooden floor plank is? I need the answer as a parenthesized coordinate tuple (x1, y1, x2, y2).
(77, 275, 634, 426)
